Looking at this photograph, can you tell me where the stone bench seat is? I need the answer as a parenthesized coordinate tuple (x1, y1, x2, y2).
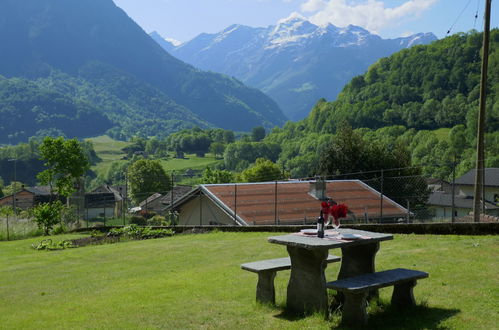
(241, 254, 341, 304)
(326, 268, 429, 326)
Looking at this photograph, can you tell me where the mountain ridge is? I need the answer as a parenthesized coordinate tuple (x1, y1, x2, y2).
(156, 16, 437, 120)
(0, 0, 285, 143)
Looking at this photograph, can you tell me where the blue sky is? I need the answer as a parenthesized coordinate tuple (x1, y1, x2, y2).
(113, 0, 498, 43)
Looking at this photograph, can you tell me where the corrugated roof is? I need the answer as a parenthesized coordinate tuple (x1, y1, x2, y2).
(455, 168, 499, 187)
(139, 193, 163, 207)
(200, 180, 408, 225)
(160, 186, 193, 206)
(91, 185, 124, 201)
(25, 186, 52, 196)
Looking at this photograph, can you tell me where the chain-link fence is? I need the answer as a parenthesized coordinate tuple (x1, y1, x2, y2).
(167, 164, 498, 226)
(0, 216, 40, 240)
(1, 164, 497, 240)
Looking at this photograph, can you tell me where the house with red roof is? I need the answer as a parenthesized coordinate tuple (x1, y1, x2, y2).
(171, 180, 408, 226)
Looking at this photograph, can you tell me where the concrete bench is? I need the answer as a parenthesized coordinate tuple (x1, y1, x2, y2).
(241, 254, 341, 304)
(326, 268, 428, 326)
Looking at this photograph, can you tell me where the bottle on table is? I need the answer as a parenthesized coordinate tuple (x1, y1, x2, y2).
(317, 210, 325, 238)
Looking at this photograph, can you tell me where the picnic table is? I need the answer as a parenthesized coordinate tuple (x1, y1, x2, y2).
(268, 228, 393, 314)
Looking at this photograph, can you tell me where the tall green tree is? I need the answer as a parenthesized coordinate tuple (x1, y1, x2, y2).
(202, 168, 234, 184)
(241, 158, 282, 182)
(37, 137, 89, 198)
(319, 125, 429, 207)
(127, 159, 171, 203)
(209, 142, 225, 159)
(251, 126, 266, 142)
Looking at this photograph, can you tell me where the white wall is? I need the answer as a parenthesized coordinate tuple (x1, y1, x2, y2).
(459, 186, 499, 203)
(429, 206, 469, 220)
(86, 207, 115, 220)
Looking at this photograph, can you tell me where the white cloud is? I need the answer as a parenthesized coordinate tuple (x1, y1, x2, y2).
(301, 0, 327, 12)
(300, 0, 437, 33)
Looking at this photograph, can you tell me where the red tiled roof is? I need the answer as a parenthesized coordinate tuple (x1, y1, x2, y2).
(203, 180, 407, 225)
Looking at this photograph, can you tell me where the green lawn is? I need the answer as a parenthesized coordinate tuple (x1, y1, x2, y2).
(86, 135, 130, 177)
(158, 154, 222, 172)
(1, 232, 497, 329)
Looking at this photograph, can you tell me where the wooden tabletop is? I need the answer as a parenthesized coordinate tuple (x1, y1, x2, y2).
(268, 228, 393, 250)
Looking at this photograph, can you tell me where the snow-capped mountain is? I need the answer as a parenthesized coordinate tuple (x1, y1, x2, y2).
(153, 16, 437, 120)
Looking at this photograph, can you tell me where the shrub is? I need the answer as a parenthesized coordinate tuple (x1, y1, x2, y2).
(60, 205, 81, 229)
(129, 216, 147, 226)
(52, 224, 68, 235)
(32, 239, 76, 250)
(32, 201, 64, 235)
(139, 210, 156, 219)
(108, 224, 173, 240)
(147, 215, 169, 226)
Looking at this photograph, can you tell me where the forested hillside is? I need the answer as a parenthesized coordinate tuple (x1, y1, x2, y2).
(265, 30, 499, 180)
(0, 0, 285, 143)
(306, 30, 499, 133)
(0, 76, 112, 143)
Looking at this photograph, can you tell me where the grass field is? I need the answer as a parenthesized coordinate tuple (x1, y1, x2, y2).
(0, 232, 497, 329)
(85, 135, 130, 178)
(432, 128, 452, 142)
(86, 135, 222, 182)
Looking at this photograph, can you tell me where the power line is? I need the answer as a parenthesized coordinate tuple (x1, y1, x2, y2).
(446, 0, 474, 35)
(473, 0, 481, 28)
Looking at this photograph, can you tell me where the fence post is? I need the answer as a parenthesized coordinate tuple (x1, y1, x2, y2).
(406, 199, 411, 223)
(199, 189, 203, 226)
(6, 215, 10, 241)
(122, 197, 125, 226)
(451, 161, 456, 223)
(379, 170, 384, 223)
(234, 183, 237, 225)
(274, 181, 278, 226)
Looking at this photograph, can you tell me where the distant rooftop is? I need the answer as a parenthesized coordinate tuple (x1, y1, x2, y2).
(428, 191, 499, 210)
(455, 168, 499, 187)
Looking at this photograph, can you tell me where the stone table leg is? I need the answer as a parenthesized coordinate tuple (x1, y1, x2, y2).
(337, 242, 380, 300)
(286, 246, 329, 314)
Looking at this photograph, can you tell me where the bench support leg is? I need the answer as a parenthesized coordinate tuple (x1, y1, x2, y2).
(256, 271, 276, 304)
(391, 280, 417, 307)
(286, 246, 329, 314)
(337, 242, 380, 302)
(342, 291, 368, 326)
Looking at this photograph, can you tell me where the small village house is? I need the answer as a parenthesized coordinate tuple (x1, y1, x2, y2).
(84, 185, 123, 220)
(0, 186, 63, 210)
(171, 180, 409, 226)
(426, 168, 499, 220)
(427, 191, 499, 220)
(454, 168, 499, 204)
(138, 186, 193, 215)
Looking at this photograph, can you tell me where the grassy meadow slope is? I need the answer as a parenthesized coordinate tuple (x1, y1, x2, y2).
(86, 135, 222, 184)
(0, 232, 497, 329)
